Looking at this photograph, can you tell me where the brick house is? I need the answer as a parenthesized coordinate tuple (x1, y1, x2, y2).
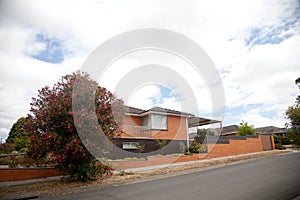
(115, 105, 221, 153)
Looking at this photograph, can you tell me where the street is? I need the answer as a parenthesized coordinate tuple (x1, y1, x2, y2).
(49, 152, 300, 200)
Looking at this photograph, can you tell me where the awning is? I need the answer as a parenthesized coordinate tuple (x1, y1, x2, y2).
(188, 116, 221, 128)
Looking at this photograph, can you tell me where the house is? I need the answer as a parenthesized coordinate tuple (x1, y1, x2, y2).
(221, 125, 286, 137)
(221, 125, 239, 136)
(255, 126, 287, 137)
(116, 105, 221, 153)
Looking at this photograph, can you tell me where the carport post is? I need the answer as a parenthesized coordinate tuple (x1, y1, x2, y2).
(186, 117, 189, 148)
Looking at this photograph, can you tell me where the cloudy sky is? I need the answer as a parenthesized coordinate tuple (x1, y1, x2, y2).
(0, 0, 299, 141)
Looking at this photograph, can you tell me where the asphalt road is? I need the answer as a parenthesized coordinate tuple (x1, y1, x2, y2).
(50, 152, 300, 200)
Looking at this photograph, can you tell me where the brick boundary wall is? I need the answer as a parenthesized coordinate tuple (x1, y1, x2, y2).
(0, 168, 60, 182)
(0, 135, 273, 182)
(110, 135, 270, 169)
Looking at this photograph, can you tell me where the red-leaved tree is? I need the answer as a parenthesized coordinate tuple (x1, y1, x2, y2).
(25, 71, 123, 181)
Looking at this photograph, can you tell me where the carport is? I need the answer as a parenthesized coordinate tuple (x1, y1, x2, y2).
(186, 116, 222, 146)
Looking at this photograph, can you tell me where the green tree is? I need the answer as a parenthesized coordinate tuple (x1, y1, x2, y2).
(285, 77, 300, 148)
(237, 121, 255, 136)
(6, 117, 31, 152)
(197, 128, 215, 137)
(25, 71, 123, 181)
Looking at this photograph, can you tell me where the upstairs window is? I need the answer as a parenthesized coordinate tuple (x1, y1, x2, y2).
(142, 114, 167, 130)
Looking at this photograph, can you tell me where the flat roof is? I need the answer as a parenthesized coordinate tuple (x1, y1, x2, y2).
(188, 116, 221, 128)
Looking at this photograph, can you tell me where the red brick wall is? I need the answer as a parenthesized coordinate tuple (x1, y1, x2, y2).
(0, 168, 60, 182)
(122, 115, 143, 126)
(205, 136, 264, 158)
(121, 114, 187, 140)
(152, 115, 187, 140)
(110, 135, 270, 169)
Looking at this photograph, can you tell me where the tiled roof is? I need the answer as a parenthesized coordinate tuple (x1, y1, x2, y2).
(123, 105, 145, 114)
(222, 125, 239, 134)
(148, 106, 193, 116)
(123, 105, 193, 116)
(255, 126, 286, 134)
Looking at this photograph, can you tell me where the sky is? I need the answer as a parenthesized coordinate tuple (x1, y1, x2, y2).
(0, 0, 300, 141)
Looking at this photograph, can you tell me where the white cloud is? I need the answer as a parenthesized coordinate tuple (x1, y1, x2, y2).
(127, 85, 161, 110)
(0, 0, 299, 140)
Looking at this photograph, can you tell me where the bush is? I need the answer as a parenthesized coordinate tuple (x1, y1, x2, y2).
(275, 143, 286, 150)
(25, 72, 123, 181)
(19, 148, 28, 153)
(0, 143, 14, 154)
(188, 142, 202, 153)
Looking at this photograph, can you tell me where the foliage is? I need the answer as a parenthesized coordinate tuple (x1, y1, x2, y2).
(197, 128, 215, 137)
(178, 142, 186, 154)
(285, 77, 300, 148)
(13, 137, 30, 152)
(25, 71, 122, 181)
(136, 142, 145, 153)
(237, 121, 255, 136)
(275, 143, 286, 150)
(156, 140, 167, 154)
(0, 143, 14, 154)
(0, 153, 57, 168)
(6, 117, 31, 152)
(184, 150, 192, 155)
(188, 141, 203, 153)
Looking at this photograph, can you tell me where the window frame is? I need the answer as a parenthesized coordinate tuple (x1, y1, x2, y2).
(122, 142, 138, 149)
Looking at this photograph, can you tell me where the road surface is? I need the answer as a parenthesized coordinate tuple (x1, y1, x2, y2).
(50, 152, 300, 200)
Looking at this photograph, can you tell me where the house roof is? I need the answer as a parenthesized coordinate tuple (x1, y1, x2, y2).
(123, 105, 221, 127)
(222, 125, 239, 134)
(123, 105, 192, 117)
(148, 106, 192, 116)
(255, 126, 286, 134)
(123, 105, 145, 115)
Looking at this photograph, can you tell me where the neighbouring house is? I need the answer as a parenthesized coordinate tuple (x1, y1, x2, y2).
(115, 105, 221, 154)
(221, 125, 286, 137)
(255, 126, 287, 137)
(221, 125, 239, 136)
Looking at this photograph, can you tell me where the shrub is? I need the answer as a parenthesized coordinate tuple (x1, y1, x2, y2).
(19, 148, 28, 153)
(0, 143, 14, 154)
(188, 142, 202, 153)
(184, 150, 192, 155)
(275, 143, 286, 150)
(25, 72, 123, 181)
(156, 140, 167, 154)
(136, 142, 145, 153)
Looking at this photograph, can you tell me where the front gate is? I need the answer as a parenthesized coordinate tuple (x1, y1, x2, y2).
(261, 135, 273, 150)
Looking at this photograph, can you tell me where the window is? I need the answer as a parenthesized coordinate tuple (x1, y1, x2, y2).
(122, 142, 138, 149)
(142, 114, 167, 130)
(152, 114, 167, 130)
(142, 116, 151, 130)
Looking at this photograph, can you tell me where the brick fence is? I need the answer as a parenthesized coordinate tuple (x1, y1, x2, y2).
(0, 168, 60, 182)
(0, 135, 274, 182)
(110, 135, 273, 169)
